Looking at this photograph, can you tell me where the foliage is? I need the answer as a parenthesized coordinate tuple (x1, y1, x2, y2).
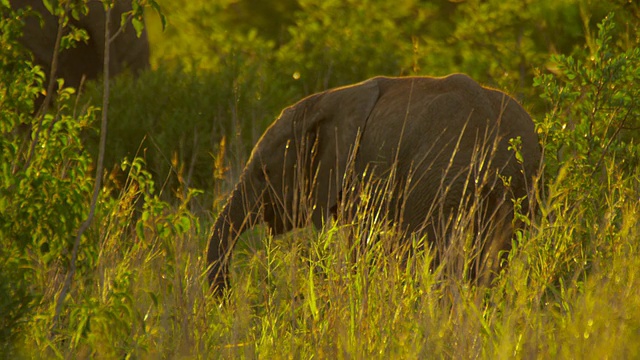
(2, 0, 640, 358)
(0, 3, 95, 355)
(43, 157, 203, 357)
(536, 14, 640, 179)
(82, 64, 291, 208)
(527, 14, 640, 311)
(276, 0, 428, 91)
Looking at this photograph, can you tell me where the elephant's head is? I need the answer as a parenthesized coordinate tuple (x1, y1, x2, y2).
(207, 79, 381, 292)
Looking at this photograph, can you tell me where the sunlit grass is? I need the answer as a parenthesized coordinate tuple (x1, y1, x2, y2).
(18, 149, 640, 358)
(14, 75, 640, 360)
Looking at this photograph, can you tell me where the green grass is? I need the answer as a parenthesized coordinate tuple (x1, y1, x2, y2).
(13, 152, 640, 358)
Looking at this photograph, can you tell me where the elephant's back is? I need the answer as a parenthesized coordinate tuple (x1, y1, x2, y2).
(358, 74, 540, 204)
(366, 74, 538, 169)
(362, 75, 503, 164)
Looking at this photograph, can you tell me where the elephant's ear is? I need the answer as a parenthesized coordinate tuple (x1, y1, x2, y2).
(302, 78, 381, 227)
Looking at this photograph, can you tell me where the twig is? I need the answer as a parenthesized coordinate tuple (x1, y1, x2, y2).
(51, 4, 113, 336)
(21, 4, 67, 174)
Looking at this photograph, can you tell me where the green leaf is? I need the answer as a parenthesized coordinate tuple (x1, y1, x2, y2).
(132, 17, 144, 38)
(307, 264, 318, 321)
(42, 0, 54, 15)
(136, 221, 145, 241)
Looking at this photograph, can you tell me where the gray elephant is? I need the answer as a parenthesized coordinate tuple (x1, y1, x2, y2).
(208, 74, 541, 293)
(11, 0, 149, 91)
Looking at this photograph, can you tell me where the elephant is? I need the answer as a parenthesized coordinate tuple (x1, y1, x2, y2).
(207, 74, 541, 293)
(10, 0, 149, 92)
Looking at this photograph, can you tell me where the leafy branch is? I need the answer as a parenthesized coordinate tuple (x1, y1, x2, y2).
(50, 0, 165, 337)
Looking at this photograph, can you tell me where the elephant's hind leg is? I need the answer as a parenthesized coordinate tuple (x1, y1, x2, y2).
(475, 200, 514, 288)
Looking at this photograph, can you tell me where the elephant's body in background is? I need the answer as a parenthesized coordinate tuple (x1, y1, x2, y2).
(208, 74, 541, 293)
(11, 0, 149, 90)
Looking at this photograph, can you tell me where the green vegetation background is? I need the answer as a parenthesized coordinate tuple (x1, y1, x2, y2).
(1, 0, 639, 358)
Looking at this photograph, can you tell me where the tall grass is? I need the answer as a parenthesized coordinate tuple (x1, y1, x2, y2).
(40, 158, 633, 358)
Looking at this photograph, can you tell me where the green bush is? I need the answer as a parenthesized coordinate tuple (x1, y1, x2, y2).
(524, 13, 640, 306)
(536, 15, 640, 179)
(0, 3, 95, 354)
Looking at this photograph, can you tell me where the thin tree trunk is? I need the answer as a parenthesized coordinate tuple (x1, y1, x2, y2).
(50, 3, 112, 338)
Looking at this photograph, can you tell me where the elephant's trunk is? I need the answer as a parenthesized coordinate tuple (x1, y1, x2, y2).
(207, 183, 257, 293)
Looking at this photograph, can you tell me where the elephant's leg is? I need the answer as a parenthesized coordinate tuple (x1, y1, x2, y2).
(474, 197, 514, 288)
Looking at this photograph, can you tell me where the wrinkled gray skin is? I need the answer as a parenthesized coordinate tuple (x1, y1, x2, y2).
(11, 0, 149, 91)
(208, 74, 541, 293)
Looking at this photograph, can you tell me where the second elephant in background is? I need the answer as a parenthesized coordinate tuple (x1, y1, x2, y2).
(11, 0, 150, 91)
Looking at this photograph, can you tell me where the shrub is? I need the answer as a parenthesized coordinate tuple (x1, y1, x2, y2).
(0, 3, 95, 354)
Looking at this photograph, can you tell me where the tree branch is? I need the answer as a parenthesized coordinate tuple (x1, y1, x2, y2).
(51, 3, 112, 337)
(22, 4, 67, 173)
